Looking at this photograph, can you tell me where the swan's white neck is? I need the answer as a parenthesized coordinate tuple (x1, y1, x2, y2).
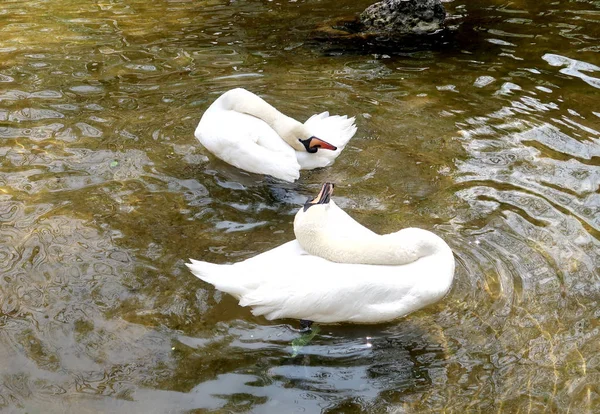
(214, 88, 307, 151)
(294, 201, 453, 265)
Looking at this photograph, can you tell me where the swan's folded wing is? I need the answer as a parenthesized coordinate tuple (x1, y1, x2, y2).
(222, 137, 301, 182)
(236, 260, 420, 323)
(196, 110, 301, 182)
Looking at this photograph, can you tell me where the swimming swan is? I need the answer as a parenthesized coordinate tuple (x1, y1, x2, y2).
(186, 183, 455, 324)
(194, 88, 357, 182)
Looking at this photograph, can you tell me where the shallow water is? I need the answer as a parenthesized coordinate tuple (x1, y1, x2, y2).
(0, 0, 599, 412)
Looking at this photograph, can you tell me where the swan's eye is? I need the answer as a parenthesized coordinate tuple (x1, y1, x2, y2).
(299, 138, 318, 153)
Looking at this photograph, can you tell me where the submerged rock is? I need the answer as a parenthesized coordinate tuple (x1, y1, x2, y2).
(360, 0, 446, 35)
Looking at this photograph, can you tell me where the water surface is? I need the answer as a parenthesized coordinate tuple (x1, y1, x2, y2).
(1, 0, 599, 412)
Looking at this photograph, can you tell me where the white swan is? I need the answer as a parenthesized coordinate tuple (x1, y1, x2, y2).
(194, 88, 357, 182)
(187, 183, 455, 324)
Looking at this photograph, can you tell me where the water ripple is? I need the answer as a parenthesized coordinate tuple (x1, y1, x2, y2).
(543, 53, 600, 89)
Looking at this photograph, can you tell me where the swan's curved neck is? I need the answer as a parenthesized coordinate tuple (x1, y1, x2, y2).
(334, 229, 451, 265)
(295, 202, 452, 265)
(217, 88, 306, 151)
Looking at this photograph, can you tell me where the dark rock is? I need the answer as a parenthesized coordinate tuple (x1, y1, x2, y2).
(310, 0, 453, 53)
(360, 0, 446, 35)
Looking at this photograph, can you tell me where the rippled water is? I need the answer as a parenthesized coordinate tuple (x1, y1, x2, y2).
(1, 0, 599, 412)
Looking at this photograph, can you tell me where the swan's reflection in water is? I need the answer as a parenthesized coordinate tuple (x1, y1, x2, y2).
(164, 320, 450, 412)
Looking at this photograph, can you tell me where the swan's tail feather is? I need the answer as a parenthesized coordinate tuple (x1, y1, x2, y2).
(187, 260, 284, 318)
(250, 306, 281, 320)
(186, 259, 248, 299)
(304, 112, 357, 149)
(242, 300, 283, 320)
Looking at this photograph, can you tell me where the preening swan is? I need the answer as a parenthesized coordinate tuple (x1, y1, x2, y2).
(194, 88, 357, 182)
(187, 183, 455, 324)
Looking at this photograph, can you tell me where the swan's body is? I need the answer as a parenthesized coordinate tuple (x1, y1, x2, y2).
(187, 183, 455, 324)
(194, 88, 357, 182)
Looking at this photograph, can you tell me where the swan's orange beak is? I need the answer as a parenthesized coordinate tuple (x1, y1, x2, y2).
(300, 137, 337, 153)
(303, 182, 334, 211)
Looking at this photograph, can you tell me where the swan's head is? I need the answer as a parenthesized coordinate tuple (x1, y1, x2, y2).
(302, 182, 334, 212)
(298, 136, 338, 154)
(281, 124, 337, 153)
(294, 183, 335, 238)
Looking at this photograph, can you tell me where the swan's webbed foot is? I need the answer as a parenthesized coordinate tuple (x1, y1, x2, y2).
(299, 319, 314, 333)
(291, 322, 320, 357)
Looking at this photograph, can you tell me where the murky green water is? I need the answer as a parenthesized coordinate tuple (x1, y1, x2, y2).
(1, 0, 599, 412)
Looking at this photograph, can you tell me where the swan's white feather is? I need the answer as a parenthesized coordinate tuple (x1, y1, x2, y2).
(297, 112, 358, 169)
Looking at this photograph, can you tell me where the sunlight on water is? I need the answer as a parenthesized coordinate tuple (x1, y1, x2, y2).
(0, 0, 599, 412)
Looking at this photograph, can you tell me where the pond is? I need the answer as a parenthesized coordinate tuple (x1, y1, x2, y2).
(1, 0, 599, 412)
